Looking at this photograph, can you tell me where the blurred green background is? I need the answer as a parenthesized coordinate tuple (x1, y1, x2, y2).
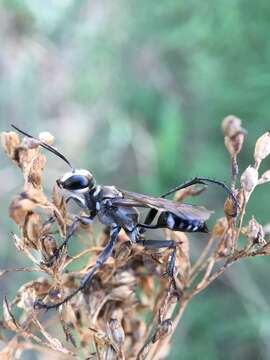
(1, 1, 270, 359)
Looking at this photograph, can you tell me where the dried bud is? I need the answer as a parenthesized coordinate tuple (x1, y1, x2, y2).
(26, 153, 46, 190)
(222, 115, 242, 137)
(240, 166, 258, 193)
(254, 132, 270, 163)
(222, 115, 246, 157)
(39, 131, 54, 145)
(152, 319, 172, 343)
(107, 318, 125, 348)
(224, 196, 238, 219)
(1, 131, 20, 160)
(224, 133, 245, 156)
(242, 217, 265, 246)
(40, 234, 57, 258)
(9, 190, 48, 225)
(258, 170, 270, 185)
(14, 278, 51, 309)
(212, 218, 228, 237)
(216, 230, 233, 257)
(23, 212, 42, 249)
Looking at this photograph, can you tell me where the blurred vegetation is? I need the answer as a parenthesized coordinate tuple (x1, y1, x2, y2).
(1, 1, 270, 359)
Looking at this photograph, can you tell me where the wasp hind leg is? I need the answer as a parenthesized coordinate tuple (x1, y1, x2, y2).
(141, 176, 237, 235)
(161, 176, 238, 207)
(136, 239, 177, 278)
(35, 226, 121, 310)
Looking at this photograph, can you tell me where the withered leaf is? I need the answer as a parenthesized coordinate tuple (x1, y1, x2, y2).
(25, 153, 46, 191)
(1, 131, 20, 162)
(23, 211, 42, 249)
(14, 278, 51, 310)
(9, 190, 48, 226)
(107, 318, 125, 350)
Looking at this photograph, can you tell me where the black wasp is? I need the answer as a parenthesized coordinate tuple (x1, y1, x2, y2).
(11, 125, 237, 310)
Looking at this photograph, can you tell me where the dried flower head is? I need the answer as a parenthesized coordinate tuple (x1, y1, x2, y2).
(1, 131, 20, 161)
(222, 115, 246, 156)
(212, 217, 228, 237)
(258, 170, 270, 185)
(240, 166, 258, 193)
(224, 196, 238, 219)
(222, 115, 242, 138)
(254, 132, 270, 165)
(39, 131, 55, 145)
(242, 217, 265, 246)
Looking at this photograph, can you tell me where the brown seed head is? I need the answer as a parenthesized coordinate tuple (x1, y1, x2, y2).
(212, 217, 228, 237)
(107, 318, 125, 347)
(1, 131, 20, 161)
(243, 217, 265, 245)
(224, 196, 238, 219)
(258, 170, 270, 185)
(222, 115, 242, 137)
(240, 166, 258, 193)
(222, 116, 246, 157)
(41, 235, 57, 258)
(254, 132, 270, 163)
(39, 131, 55, 145)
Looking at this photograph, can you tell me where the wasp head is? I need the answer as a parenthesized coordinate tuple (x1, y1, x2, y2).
(57, 169, 96, 193)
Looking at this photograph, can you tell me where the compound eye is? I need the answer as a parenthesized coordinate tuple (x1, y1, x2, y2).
(62, 175, 89, 190)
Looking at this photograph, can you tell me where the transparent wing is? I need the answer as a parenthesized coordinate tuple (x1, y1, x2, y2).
(112, 189, 213, 222)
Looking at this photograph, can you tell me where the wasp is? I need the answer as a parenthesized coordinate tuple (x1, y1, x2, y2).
(11, 125, 237, 310)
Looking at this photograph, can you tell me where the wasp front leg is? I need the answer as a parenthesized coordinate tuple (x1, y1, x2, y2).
(35, 226, 121, 310)
(43, 215, 93, 267)
(44, 194, 95, 267)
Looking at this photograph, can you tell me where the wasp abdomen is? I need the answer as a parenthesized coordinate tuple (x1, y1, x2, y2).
(157, 212, 208, 233)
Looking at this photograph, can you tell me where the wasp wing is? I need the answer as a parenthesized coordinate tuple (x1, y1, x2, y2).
(113, 190, 213, 222)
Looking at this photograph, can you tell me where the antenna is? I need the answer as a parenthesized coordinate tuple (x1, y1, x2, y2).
(11, 124, 74, 170)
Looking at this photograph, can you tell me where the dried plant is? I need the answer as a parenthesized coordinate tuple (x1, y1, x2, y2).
(1, 118, 270, 360)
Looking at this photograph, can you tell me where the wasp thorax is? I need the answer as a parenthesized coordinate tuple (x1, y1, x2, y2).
(57, 169, 96, 192)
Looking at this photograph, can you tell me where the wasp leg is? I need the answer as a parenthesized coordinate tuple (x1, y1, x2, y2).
(161, 176, 237, 206)
(140, 177, 208, 234)
(136, 239, 177, 277)
(34, 226, 120, 310)
(44, 215, 93, 267)
(66, 195, 88, 209)
(43, 194, 91, 265)
(141, 177, 238, 234)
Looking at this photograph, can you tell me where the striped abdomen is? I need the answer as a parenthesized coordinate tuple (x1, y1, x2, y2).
(157, 212, 208, 233)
